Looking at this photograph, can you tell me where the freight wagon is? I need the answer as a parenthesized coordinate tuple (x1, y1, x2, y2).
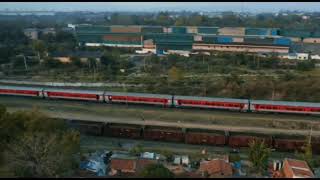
(143, 126, 185, 143)
(184, 129, 227, 146)
(104, 123, 143, 139)
(64, 121, 320, 154)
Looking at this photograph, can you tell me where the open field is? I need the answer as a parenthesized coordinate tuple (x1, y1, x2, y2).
(1, 95, 320, 137)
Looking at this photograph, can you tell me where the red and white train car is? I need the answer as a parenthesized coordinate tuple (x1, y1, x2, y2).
(173, 95, 249, 111)
(250, 100, 320, 115)
(43, 88, 104, 102)
(0, 85, 43, 97)
(104, 92, 172, 107)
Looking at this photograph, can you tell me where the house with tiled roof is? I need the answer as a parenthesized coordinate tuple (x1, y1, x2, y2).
(198, 158, 233, 178)
(269, 158, 315, 178)
(109, 158, 157, 176)
(282, 158, 315, 178)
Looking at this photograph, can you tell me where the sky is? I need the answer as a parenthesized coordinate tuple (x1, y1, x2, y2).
(1, 2, 320, 13)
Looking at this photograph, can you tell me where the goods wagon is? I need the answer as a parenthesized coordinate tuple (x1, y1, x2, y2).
(104, 123, 142, 139)
(105, 92, 172, 107)
(185, 129, 226, 146)
(67, 120, 104, 136)
(273, 139, 306, 152)
(250, 100, 320, 115)
(143, 126, 185, 142)
(228, 132, 273, 148)
(0, 85, 43, 97)
(43, 88, 104, 102)
(174, 96, 249, 111)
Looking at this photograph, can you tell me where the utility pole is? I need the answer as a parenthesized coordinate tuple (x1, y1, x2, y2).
(22, 54, 28, 71)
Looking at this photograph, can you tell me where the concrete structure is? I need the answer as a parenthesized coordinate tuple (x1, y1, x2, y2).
(173, 155, 190, 166)
(193, 43, 289, 54)
(311, 54, 320, 60)
(279, 53, 309, 60)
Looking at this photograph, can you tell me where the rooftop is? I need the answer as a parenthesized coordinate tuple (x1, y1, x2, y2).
(283, 158, 315, 178)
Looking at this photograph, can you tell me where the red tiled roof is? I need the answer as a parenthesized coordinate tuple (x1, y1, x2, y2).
(283, 158, 315, 178)
(292, 168, 315, 178)
(199, 159, 233, 176)
(286, 159, 309, 169)
(111, 159, 136, 172)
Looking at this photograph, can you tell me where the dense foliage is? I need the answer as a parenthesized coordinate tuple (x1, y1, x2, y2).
(0, 105, 80, 177)
(139, 164, 174, 178)
(248, 140, 271, 176)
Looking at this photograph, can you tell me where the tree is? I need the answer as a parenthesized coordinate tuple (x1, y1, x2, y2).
(248, 140, 271, 176)
(129, 144, 144, 156)
(0, 107, 80, 177)
(139, 164, 174, 178)
(168, 66, 184, 83)
(32, 40, 47, 61)
(70, 56, 83, 68)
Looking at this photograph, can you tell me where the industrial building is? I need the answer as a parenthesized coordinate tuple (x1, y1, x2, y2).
(74, 25, 310, 55)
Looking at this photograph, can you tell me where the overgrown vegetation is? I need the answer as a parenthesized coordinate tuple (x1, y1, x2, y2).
(0, 104, 80, 177)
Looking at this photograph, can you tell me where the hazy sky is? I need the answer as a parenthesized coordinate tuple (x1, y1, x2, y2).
(1, 2, 320, 13)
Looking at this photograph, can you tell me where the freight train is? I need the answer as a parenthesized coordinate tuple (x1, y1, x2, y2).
(67, 120, 320, 154)
(1, 85, 320, 115)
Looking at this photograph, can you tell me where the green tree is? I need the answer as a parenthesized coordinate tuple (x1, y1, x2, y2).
(0, 107, 80, 177)
(168, 66, 184, 83)
(129, 144, 144, 156)
(139, 164, 174, 178)
(248, 140, 271, 176)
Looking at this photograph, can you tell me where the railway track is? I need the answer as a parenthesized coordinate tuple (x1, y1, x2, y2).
(1, 96, 320, 136)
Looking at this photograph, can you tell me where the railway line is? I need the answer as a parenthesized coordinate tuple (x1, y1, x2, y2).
(2, 95, 320, 154)
(1, 96, 320, 136)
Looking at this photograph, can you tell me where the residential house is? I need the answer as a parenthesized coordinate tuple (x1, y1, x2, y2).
(311, 54, 320, 60)
(198, 158, 233, 178)
(269, 158, 315, 178)
(109, 157, 157, 176)
(282, 158, 315, 178)
(140, 152, 166, 161)
(278, 53, 309, 60)
(173, 155, 190, 166)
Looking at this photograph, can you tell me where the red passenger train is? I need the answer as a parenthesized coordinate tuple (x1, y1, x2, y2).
(0, 85, 319, 115)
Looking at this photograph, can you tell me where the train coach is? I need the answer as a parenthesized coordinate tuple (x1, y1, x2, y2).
(1, 85, 320, 115)
(0, 85, 43, 97)
(43, 88, 104, 102)
(173, 95, 249, 112)
(104, 92, 172, 107)
(250, 100, 320, 115)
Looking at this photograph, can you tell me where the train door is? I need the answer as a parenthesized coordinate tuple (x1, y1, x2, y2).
(43, 90, 49, 99)
(38, 90, 45, 98)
